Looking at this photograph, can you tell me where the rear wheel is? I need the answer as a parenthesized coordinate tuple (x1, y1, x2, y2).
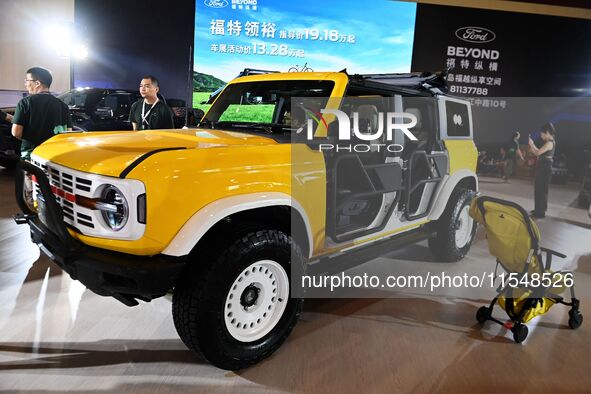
(512, 323, 528, 343)
(428, 188, 476, 262)
(476, 306, 490, 324)
(172, 229, 304, 370)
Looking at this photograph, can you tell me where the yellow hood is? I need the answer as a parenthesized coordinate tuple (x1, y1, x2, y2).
(32, 129, 278, 177)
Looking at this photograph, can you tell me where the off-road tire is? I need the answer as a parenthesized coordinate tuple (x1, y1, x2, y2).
(172, 229, 304, 370)
(428, 188, 476, 262)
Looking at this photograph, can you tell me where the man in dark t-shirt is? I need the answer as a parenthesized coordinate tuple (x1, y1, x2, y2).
(129, 75, 174, 130)
(12, 67, 72, 160)
(12, 67, 72, 209)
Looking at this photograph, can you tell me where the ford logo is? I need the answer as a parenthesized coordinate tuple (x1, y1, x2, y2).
(455, 27, 496, 44)
(204, 0, 228, 8)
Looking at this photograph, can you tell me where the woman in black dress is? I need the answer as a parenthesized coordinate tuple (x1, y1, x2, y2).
(528, 123, 556, 219)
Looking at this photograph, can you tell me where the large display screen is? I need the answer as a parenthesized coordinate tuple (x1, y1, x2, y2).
(193, 0, 417, 107)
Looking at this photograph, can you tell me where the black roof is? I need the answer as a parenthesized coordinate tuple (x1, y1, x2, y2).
(349, 71, 449, 94)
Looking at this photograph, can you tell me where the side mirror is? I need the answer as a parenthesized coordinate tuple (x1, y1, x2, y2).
(94, 107, 114, 119)
(193, 108, 205, 119)
(187, 108, 205, 127)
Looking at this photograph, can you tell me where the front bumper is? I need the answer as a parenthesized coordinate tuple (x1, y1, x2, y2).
(13, 161, 186, 306)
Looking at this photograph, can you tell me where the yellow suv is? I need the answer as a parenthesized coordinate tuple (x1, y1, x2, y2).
(14, 70, 478, 370)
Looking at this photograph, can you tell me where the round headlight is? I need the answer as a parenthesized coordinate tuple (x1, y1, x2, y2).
(100, 185, 128, 231)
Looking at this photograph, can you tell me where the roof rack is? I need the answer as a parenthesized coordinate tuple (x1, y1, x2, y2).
(352, 70, 449, 93)
(240, 68, 280, 76)
(204, 68, 281, 104)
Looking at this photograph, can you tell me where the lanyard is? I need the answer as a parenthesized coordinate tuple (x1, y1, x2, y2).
(141, 99, 159, 129)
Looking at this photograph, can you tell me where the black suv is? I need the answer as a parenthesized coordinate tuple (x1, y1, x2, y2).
(0, 109, 20, 168)
(60, 88, 187, 130)
(1, 88, 186, 167)
(58, 88, 141, 131)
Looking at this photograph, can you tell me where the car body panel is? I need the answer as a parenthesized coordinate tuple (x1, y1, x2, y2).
(443, 139, 478, 174)
(428, 170, 478, 221)
(32, 129, 278, 177)
(35, 131, 326, 256)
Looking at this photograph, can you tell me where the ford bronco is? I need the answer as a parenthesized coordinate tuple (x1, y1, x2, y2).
(14, 70, 478, 370)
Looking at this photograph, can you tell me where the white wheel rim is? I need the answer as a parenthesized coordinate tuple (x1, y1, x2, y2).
(224, 259, 289, 342)
(455, 205, 474, 249)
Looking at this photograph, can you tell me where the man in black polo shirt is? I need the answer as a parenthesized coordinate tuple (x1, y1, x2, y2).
(12, 67, 72, 160)
(12, 67, 71, 208)
(129, 75, 174, 130)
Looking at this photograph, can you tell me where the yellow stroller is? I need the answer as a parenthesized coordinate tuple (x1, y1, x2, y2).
(469, 195, 583, 343)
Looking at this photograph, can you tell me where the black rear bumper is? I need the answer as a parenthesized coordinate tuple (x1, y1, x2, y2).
(13, 160, 186, 306)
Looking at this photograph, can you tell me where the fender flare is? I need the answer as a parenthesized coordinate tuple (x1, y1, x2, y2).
(161, 192, 314, 258)
(428, 170, 478, 221)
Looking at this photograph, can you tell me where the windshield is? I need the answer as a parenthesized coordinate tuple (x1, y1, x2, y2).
(58, 90, 92, 108)
(201, 80, 335, 133)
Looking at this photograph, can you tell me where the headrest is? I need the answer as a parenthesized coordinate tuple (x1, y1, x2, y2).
(355, 104, 379, 134)
(405, 107, 422, 129)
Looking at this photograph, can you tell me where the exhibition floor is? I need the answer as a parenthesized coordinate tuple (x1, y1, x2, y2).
(0, 169, 589, 393)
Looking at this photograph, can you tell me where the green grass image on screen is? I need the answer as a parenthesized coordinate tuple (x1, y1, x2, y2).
(219, 104, 275, 122)
(193, 92, 275, 123)
(193, 92, 212, 113)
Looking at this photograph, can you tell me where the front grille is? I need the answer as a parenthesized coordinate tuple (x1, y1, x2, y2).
(28, 155, 145, 241)
(31, 159, 96, 230)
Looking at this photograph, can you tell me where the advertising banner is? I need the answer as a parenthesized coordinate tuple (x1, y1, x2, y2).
(193, 0, 417, 107)
(412, 4, 591, 98)
(412, 4, 591, 151)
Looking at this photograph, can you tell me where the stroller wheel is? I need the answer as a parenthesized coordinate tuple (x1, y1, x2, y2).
(568, 310, 583, 329)
(476, 306, 490, 323)
(512, 324, 528, 343)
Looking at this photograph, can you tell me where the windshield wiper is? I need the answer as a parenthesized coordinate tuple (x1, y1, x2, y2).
(201, 121, 290, 134)
(228, 122, 290, 134)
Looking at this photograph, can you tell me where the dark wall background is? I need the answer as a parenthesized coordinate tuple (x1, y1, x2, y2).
(412, 3, 591, 176)
(412, 4, 591, 97)
(74, 0, 195, 103)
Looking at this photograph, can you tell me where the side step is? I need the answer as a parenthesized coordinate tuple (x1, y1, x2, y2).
(308, 227, 434, 276)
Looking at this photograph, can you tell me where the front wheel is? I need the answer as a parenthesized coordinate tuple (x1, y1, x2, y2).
(428, 188, 476, 262)
(172, 229, 304, 370)
(568, 309, 583, 329)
